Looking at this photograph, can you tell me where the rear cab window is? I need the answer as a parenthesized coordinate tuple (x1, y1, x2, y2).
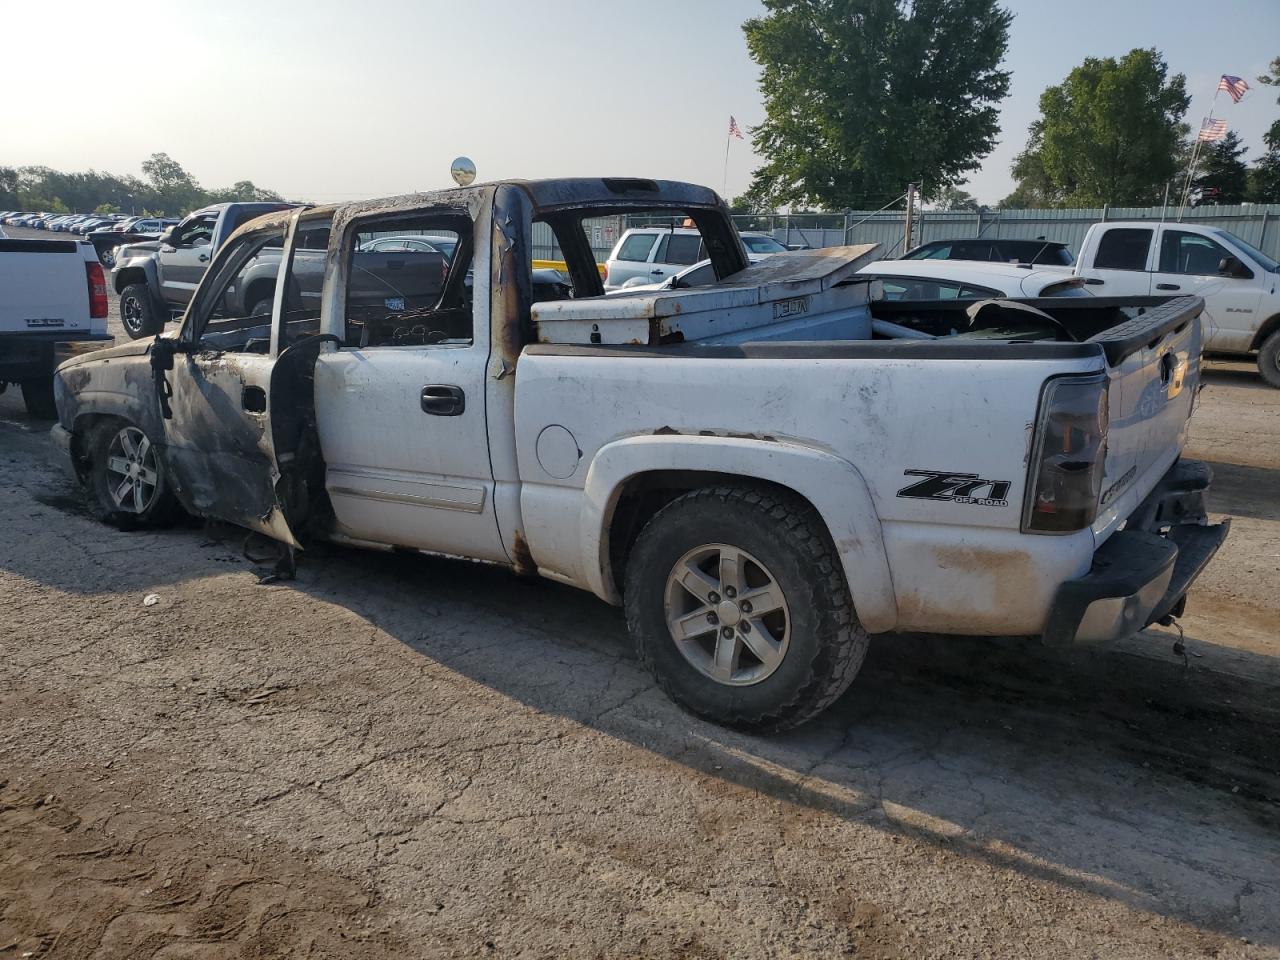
(1094, 228, 1152, 271)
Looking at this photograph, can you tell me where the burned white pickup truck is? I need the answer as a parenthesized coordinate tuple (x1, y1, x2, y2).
(50, 178, 1227, 731)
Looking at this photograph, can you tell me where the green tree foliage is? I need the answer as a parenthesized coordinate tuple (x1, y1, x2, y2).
(1249, 57, 1280, 203)
(1006, 48, 1189, 207)
(1249, 150, 1280, 203)
(930, 185, 979, 210)
(2, 154, 285, 216)
(1192, 130, 1248, 205)
(742, 0, 1012, 209)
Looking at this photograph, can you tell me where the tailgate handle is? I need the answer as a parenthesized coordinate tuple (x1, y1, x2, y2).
(421, 384, 465, 416)
(1156, 282, 1180, 291)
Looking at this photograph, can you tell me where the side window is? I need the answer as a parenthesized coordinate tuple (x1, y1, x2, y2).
(173, 215, 216, 247)
(193, 232, 286, 352)
(615, 232, 657, 262)
(657, 233, 704, 266)
(344, 211, 472, 348)
(1159, 231, 1231, 276)
(1094, 228, 1152, 271)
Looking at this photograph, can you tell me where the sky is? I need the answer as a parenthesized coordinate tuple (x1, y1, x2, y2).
(2, 0, 1278, 207)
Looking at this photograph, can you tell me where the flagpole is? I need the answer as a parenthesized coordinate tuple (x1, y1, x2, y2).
(722, 133, 731, 198)
(1178, 86, 1222, 219)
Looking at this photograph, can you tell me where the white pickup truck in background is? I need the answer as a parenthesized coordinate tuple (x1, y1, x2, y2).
(0, 236, 113, 417)
(50, 179, 1228, 731)
(1071, 221, 1280, 386)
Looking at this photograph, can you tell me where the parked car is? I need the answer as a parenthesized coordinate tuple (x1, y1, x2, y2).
(52, 177, 1225, 733)
(358, 234, 458, 256)
(1, 233, 113, 416)
(88, 218, 178, 267)
(603, 226, 787, 289)
(857, 259, 1093, 300)
(110, 202, 296, 336)
(903, 238, 1076, 267)
(1068, 221, 1280, 386)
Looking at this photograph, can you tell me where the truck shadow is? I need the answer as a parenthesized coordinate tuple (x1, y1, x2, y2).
(1205, 460, 1280, 522)
(282, 542, 1280, 946)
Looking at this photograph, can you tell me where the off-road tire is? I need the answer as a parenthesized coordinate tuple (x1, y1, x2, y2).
(624, 485, 868, 733)
(120, 283, 163, 340)
(86, 419, 181, 530)
(20, 377, 57, 419)
(1258, 330, 1280, 389)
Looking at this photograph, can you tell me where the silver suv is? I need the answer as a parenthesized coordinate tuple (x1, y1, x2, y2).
(604, 227, 786, 290)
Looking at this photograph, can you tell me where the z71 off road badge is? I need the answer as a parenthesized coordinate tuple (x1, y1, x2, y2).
(897, 469, 1011, 507)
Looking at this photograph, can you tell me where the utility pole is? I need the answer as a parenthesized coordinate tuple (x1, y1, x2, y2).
(903, 183, 918, 253)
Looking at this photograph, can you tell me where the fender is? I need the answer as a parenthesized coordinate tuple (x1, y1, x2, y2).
(112, 253, 161, 296)
(580, 434, 899, 633)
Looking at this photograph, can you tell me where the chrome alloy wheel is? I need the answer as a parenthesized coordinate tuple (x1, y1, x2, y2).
(663, 543, 791, 686)
(105, 426, 160, 513)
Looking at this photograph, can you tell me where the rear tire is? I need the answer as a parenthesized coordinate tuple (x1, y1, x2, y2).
(1258, 330, 1280, 389)
(120, 283, 163, 340)
(624, 485, 868, 733)
(20, 378, 57, 419)
(86, 419, 180, 529)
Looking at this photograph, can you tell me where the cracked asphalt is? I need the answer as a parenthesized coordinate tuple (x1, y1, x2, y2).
(1, 271, 1278, 958)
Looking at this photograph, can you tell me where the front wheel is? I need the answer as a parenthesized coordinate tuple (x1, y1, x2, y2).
(1258, 330, 1280, 389)
(87, 420, 180, 529)
(120, 283, 163, 340)
(624, 486, 868, 733)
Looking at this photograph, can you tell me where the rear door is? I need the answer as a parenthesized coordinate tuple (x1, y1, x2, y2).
(1079, 227, 1154, 297)
(1151, 226, 1262, 352)
(310, 204, 508, 563)
(650, 231, 705, 283)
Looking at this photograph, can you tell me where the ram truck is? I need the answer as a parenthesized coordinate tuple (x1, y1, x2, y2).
(50, 179, 1227, 731)
(1, 236, 112, 416)
(1070, 220, 1280, 386)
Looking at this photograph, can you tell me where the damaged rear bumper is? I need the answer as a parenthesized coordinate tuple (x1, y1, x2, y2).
(1043, 459, 1228, 646)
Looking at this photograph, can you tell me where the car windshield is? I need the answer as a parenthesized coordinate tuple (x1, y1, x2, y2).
(1214, 229, 1279, 273)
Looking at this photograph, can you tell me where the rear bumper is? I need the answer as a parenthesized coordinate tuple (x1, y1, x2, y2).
(1043, 459, 1228, 646)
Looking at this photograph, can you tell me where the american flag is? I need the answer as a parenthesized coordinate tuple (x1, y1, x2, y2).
(1218, 74, 1250, 103)
(728, 116, 745, 140)
(1198, 117, 1228, 142)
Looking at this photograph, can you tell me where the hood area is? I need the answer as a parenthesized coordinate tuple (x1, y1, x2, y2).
(56, 335, 155, 371)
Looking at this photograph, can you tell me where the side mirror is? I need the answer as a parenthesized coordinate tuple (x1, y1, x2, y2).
(159, 227, 176, 244)
(1218, 256, 1252, 279)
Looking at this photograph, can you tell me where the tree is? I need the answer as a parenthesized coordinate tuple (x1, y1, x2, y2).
(1192, 131, 1248, 205)
(742, 0, 1012, 209)
(1008, 48, 1189, 206)
(206, 179, 285, 203)
(930, 185, 979, 210)
(1249, 149, 1280, 203)
(1257, 56, 1280, 148)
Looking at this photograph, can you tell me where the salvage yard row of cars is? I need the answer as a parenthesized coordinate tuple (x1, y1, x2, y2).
(0, 176, 1232, 733)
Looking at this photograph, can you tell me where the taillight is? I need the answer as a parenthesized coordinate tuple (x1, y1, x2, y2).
(602, 263, 608, 283)
(86, 261, 108, 319)
(1023, 374, 1109, 533)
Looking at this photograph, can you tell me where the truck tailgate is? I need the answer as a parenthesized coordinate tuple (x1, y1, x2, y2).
(0, 239, 94, 335)
(1090, 296, 1203, 540)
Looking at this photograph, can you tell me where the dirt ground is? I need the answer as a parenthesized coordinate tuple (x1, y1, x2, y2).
(1, 237, 1278, 958)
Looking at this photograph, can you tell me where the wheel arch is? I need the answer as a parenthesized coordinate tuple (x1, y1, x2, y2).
(582, 435, 898, 633)
(1249, 312, 1280, 351)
